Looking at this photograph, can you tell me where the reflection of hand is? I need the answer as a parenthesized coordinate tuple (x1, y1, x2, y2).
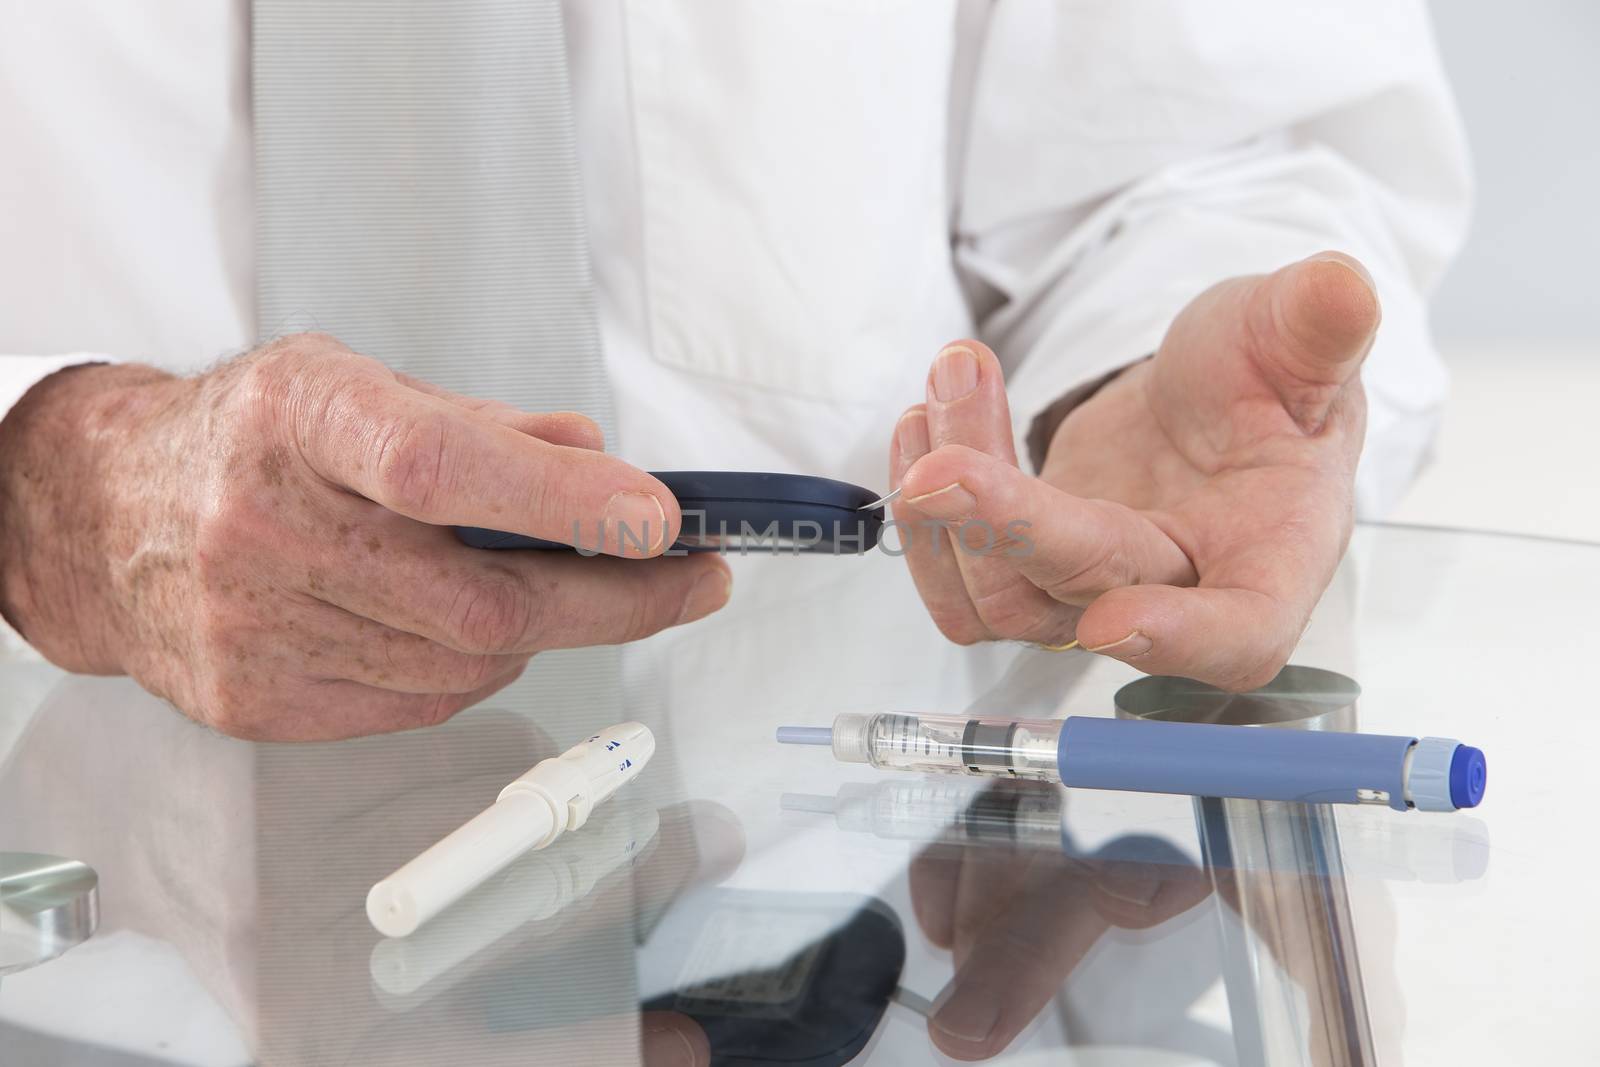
(247, 705, 742, 1065)
(5, 686, 741, 1066)
(893, 253, 1377, 690)
(908, 837, 1211, 1060)
(342, 799, 736, 1067)
(264, 784, 741, 1066)
(907, 814, 1404, 1066)
(0, 333, 730, 739)
(640, 1010, 714, 1067)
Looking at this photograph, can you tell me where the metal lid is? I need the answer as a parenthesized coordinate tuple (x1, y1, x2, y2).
(1113, 665, 1360, 732)
(0, 852, 99, 976)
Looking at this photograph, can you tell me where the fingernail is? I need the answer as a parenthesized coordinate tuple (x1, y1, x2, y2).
(904, 481, 977, 518)
(678, 567, 732, 624)
(603, 491, 666, 554)
(931, 346, 980, 403)
(932, 983, 1000, 1043)
(1096, 861, 1162, 906)
(896, 409, 930, 459)
(641, 1026, 697, 1067)
(1307, 251, 1376, 297)
(1085, 631, 1153, 658)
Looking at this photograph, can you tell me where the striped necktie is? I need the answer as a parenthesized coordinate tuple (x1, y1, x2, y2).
(252, 0, 615, 446)
(250, 0, 626, 732)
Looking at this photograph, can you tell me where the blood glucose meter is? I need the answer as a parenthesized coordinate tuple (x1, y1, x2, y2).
(454, 471, 887, 554)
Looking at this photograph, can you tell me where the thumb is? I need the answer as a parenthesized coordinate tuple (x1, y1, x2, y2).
(1246, 251, 1381, 434)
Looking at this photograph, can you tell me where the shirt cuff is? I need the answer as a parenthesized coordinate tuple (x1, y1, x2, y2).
(1020, 357, 1148, 472)
(1000, 282, 1190, 475)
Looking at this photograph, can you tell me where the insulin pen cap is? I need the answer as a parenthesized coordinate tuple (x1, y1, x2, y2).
(1449, 744, 1488, 808)
(1402, 737, 1488, 811)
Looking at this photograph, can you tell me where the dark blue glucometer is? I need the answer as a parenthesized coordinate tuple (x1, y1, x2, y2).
(454, 471, 886, 554)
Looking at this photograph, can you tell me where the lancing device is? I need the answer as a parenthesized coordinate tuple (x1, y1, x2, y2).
(367, 722, 656, 938)
(776, 713, 1487, 812)
(369, 797, 660, 1003)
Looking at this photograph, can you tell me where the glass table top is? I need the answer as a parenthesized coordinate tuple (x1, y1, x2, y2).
(0, 523, 1590, 1066)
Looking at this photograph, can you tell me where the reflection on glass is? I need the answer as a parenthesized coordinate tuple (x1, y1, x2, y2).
(782, 778, 1065, 849)
(370, 796, 660, 1005)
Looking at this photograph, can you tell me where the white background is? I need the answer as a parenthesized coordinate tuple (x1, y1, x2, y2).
(1394, 3, 1600, 541)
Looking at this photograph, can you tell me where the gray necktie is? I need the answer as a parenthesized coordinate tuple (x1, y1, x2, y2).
(251, 9, 639, 1058)
(250, 0, 627, 727)
(252, 0, 615, 447)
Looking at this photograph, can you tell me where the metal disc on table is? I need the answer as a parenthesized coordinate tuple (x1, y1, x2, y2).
(1113, 664, 1360, 730)
(0, 852, 99, 976)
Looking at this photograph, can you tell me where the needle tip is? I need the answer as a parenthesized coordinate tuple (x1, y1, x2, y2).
(776, 726, 834, 746)
(858, 487, 901, 511)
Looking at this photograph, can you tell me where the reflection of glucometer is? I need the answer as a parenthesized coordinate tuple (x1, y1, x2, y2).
(475, 887, 904, 1055)
(455, 471, 887, 554)
(638, 889, 906, 1067)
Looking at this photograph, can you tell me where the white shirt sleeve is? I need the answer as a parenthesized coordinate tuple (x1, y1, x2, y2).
(957, 0, 1471, 517)
(0, 354, 114, 661)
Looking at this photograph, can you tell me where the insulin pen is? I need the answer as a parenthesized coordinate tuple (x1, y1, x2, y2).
(776, 712, 1487, 812)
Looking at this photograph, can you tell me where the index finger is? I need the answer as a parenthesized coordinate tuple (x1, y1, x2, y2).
(303, 374, 679, 557)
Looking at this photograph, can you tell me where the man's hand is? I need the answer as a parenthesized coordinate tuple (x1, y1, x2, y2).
(892, 252, 1378, 690)
(0, 333, 731, 739)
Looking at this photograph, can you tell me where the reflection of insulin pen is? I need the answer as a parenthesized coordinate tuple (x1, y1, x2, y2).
(781, 779, 1491, 881)
(776, 712, 1487, 812)
(782, 779, 1065, 848)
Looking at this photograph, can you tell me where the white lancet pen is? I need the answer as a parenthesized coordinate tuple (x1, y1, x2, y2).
(777, 712, 1487, 813)
(367, 722, 656, 938)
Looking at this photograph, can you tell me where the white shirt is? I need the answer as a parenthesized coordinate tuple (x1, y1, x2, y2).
(2, 0, 1468, 495)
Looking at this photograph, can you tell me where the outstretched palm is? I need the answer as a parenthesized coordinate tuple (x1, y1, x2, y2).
(892, 252, 1378, 690)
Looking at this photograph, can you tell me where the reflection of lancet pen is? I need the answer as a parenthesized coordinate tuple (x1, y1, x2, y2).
(778, 712, 1487, 812)
(367, 722, 655, 938)
(369, 796, 660, 1005)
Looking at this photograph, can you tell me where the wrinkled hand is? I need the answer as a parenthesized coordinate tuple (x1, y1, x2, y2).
(893, 252, 1378, 689)
(0, 333, 731, 738)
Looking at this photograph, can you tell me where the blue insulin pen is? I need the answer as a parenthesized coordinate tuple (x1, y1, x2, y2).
(776, 712, 1487, 812)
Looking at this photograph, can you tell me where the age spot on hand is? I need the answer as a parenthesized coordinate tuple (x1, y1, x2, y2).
(260, 445, 291, 487)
